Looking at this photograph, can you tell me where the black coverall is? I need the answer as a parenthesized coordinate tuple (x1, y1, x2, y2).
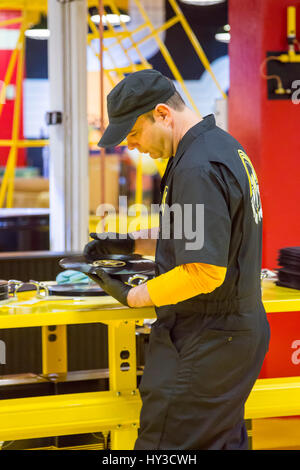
(134, 115, 270, 450)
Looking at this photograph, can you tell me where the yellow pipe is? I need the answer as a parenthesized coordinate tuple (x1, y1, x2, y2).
(0, 139, 49, 148)
(88, 30, 130, 42)
(126, 16, 181, 53)
(88, 13, 116, 74)
(288, 50, 300, 61)
(134, 0, 201, 117)
(103, 31, 130, 39)
(287, 6, 296, 39)
(0, 145, 20, 208)
(6, 16, 26, 208)
(86, 34, 120, 87)
(168, 0, 227, 100)
(126, 21, 148, 37)
(104, 17, 176, 52)
(0, 147, 14, 207)
(103, 22, 148, 50)
(277, 51, 300, 63)
(103, 9, 140, 73)
(5, 148, 17, 208)
(87, 13, 128, 81)
(106, 0, 151, 70)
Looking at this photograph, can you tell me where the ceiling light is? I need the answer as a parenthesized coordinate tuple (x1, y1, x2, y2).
(25, 29, 50, 40)
(25, 14, 49, 40)
(215, 24, 230, 43)
(91, 13, 131, 27)
(180, 0, 226, 6)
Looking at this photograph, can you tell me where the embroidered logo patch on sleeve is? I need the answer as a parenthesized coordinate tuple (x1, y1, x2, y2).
(238, 149, 263, 224)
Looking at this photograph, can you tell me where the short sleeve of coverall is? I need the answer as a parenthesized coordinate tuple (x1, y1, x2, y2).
(172, 165, 231, 267)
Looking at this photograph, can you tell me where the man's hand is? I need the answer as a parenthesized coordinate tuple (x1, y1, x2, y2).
(87, 268, 132, 306)
(83, 232, 135, 261)
(87, 268, 155, 308)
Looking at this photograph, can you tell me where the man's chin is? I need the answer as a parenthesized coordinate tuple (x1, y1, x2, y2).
(149, 153, 168, 160)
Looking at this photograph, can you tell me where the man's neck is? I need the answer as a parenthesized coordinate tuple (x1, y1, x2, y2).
(172, 108, 203, 156)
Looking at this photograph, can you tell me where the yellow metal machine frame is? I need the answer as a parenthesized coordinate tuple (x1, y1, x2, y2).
(0, 279, 300, 449)
(0, 0, 227, 209)
(0, 292, 155, 449)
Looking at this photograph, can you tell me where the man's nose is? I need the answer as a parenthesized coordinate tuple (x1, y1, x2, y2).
(127, 141, 136, 150)
(127, 138, 140, 152)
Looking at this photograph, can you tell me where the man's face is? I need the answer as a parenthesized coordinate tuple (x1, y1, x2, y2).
(126, 108, 173, 160)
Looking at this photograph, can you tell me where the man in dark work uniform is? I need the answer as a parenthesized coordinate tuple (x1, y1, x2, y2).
(84, 69, 270, 450)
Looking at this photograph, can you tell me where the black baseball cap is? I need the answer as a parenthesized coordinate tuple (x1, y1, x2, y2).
(98, 69, 176, 148)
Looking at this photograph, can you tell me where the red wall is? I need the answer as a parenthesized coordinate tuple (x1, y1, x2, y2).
(229, 0, 300, 269)
(0, 10, 25, 167)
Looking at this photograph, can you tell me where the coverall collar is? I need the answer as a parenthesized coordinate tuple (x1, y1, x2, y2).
(173, 114, 216, 167)
(160, 114, 216, 192)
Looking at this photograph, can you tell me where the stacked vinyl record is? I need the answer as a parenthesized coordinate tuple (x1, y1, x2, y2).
(276, 247, 300, 290)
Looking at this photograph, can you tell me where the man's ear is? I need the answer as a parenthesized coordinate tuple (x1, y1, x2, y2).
(154, 103, 173, 125)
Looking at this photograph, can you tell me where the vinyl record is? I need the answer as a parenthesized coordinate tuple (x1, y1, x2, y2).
(59, 254, 156, 286)
(59, 254, 155, 275)
(48, 283, 108, 297)
(278, 256, 300, 269)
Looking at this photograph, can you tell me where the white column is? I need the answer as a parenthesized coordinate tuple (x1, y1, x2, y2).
(47, 0, 89, 252)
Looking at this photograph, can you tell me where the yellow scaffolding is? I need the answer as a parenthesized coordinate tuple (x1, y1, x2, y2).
(0, 0, 227, 209)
